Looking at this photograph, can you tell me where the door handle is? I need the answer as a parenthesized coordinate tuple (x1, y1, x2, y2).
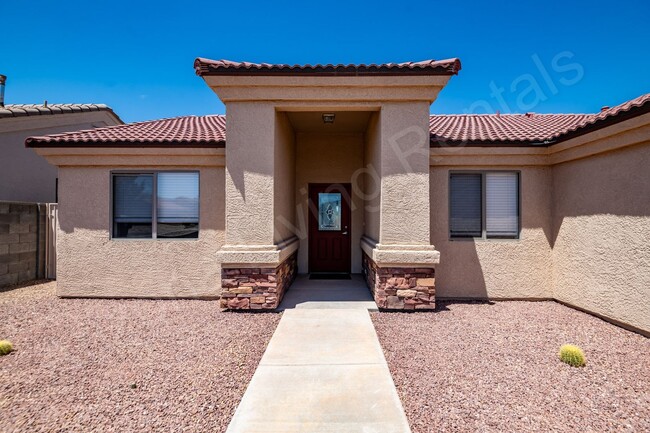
(342, 231, 348, 235)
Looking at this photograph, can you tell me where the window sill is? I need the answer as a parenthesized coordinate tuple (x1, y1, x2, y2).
(110, 238, 200, 242)
(449, 237, 520, 242)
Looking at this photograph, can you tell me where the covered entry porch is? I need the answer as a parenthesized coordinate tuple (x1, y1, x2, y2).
(194, 59, 460, 310)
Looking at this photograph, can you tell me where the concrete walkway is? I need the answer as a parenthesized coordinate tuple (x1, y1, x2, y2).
(279, 274, 378, 311)
(226, 307, 411, 433)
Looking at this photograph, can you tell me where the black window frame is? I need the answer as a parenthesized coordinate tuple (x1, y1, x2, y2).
(110, 170, 200, 240)
(449, 171, 521, 240)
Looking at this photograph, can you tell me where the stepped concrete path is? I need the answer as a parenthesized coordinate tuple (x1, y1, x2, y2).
(225, 307, 412, 433)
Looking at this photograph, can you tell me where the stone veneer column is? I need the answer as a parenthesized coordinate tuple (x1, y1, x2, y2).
(362, 252, 435, 310)
(220, 253, 297, 310)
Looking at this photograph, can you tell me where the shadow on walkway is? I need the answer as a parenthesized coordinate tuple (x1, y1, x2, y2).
(279, 274, 377, 311)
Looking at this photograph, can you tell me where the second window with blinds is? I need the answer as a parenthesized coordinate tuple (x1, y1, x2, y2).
(449, 171, 520, 239)
(112, 172, 200, 239)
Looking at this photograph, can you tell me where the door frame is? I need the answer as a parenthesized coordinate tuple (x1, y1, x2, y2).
(307, 183, 352, 273)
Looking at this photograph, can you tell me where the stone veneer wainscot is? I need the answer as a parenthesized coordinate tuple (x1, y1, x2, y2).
(220, 253, 297, 310)
(362, 252, 435, 310)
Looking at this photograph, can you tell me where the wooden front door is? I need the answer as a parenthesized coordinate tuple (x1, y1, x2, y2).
(308, 183, 352, 273)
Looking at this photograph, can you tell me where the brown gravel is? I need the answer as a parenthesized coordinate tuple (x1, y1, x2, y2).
(0, 281, 281, 433)
(372, 301, 650, 433)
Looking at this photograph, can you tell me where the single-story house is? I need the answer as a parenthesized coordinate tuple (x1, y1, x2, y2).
(0, 75, 122, 202)
(26, 58, 650, 334)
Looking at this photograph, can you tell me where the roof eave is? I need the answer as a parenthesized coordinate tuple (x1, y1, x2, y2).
(194, 58, 462, 77)
(25, 139, 226, 149)
(549, 99, 650, 145)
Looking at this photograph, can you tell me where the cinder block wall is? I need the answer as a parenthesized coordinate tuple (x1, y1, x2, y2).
(0, 202, 47, 287)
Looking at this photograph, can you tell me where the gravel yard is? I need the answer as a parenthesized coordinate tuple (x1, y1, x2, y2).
(372, 301, 650, 433)
(0, 281, 281, 433)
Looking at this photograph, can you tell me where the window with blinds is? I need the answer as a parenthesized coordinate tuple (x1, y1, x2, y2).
(486, 172, 519, 238)
(450, 173, 482, 237)
(112, 172, 199, 239)
(449, 172, 519, 239)
(113, 174, 153, 238)
(157, 172, 199, 239)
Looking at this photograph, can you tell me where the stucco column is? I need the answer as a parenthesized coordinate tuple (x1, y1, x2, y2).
(225, 102, 274, 247)
(362, 102, 439, 266)
(216, 102, 298, 266)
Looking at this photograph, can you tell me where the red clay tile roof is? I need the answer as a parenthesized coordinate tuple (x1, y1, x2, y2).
(194, 58, 462, 76)
(546, 93, 650, 141)
(1, 103, 121, 121)
(429, 113, 594, 144)
(26, 115, 226, 148)
(26, 93, 650, 148)
(430, 92, 650, 146)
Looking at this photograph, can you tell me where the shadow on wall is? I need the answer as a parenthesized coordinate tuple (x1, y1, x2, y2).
(550, 143, 650, 247)
(434, 238, 488, 299)
(550, 143, 650, 333)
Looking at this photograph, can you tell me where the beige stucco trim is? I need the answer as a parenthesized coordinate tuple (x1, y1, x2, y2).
(213, 87, 447, 103)
(203, 75, 451, 104)
(549, 121, 650, 165)
(203, 75, 452, 88)
(548, 112, 650, 155)
(217, 236, 299, 268)
(33, 148, 226, 167)
(430, 147, 549, 167)
(275, 103, 381, 112)
(361, 235, 440, 267)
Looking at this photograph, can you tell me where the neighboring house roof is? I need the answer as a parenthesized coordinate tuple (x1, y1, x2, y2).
(26, 115, 226, 147)
(26, 93, 650, 148)
(194, 58, 462, 77)
(0, 103, 122, 122)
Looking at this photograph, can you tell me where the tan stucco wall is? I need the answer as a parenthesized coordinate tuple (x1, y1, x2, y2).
(223, 101, 276, 247)
(56, 164, 225, 298)
(1, 111, 120, 202)
(378, 102, 432, 247)
(273, 111, 297, 244)
(431, 166, 554, 299)
(295, 132, 365, 273)
(551, 142, 650, 333)
(363, 112, 381, 242)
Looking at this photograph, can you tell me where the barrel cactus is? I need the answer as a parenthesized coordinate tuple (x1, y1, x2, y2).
(0, 340, 13, 356)
(559, 344, 585, 367)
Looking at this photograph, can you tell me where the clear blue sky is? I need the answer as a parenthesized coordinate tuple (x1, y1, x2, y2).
(3, 0, 649, 123)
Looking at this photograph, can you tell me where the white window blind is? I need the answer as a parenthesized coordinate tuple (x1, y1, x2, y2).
(486, 172, 519, 237)
(113, 175, 153, 222)
(157, 172, 199, 223)
(450, 173, 482, 237)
